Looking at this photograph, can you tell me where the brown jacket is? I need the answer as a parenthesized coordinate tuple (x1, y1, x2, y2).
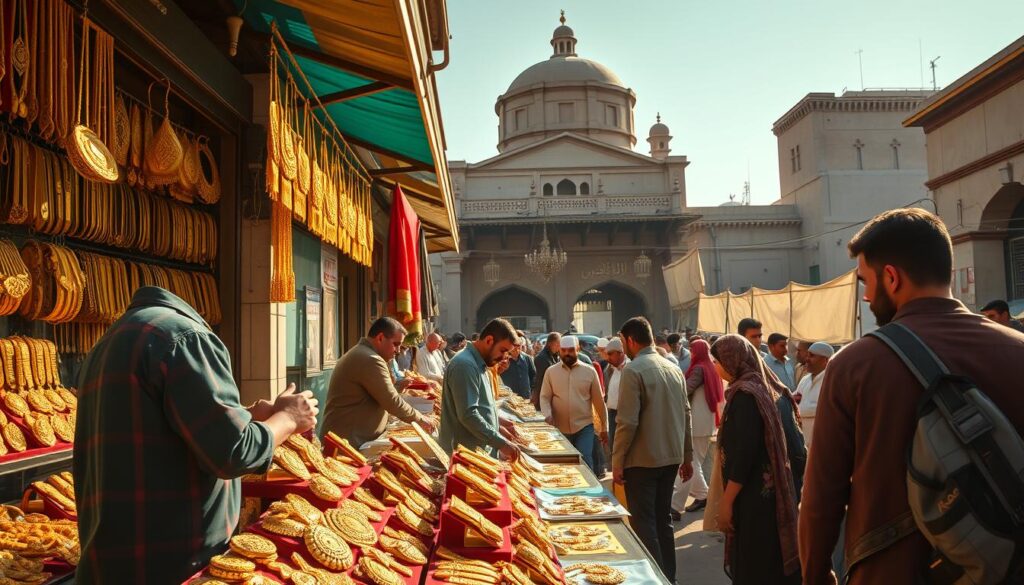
(320, 339, 421, 446)
(799, 297, 1024, 584)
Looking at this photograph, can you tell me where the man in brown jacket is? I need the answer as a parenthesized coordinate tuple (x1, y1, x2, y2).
(799, 208, 1024, 584)
(321, 317, 435, 446)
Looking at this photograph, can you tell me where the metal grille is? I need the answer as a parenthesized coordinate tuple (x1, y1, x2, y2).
(1010, 236, 1024, 299)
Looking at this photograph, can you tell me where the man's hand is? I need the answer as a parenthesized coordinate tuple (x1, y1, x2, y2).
(247, 399, 275, 422)
(498, 416, 521, 441)
(678, 462, 694, 482)
(416, 415, 436, 434)
(396, 377, 414, 391)
(273, 383, 319, 434)
(498, 443, 520, 462)
(612, 466, 625, 485)
(598, 431, 608, 445)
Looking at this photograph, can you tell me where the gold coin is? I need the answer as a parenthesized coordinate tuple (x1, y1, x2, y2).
(209, 554, 256, 574)
(50, 414, 74, 443)
(26, 390, 54, 414)
(284, 493, 323, 526)
(58, 388, 78, 409)
(44, 389, 67, 412)
(3, 422, 27, 452)
(3, 393, 29, 417)
(273, 446, 311, 481)
(323, 508, 377, 547)
(357, 556, 404, 585)
(303, 524, 353, 571)
(379, 534, 427, 565)
(308, 474, 342, 502)
(229, 533, 277, 560)
(261, 516, 305, 538)
(352, 487, 386, 511)
(31, 415, 56, 447)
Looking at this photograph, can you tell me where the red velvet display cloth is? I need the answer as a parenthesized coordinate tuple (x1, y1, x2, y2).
(240, 465, 372, 508)
(0, 412, 73, 464)
(386, 184, 423, 337)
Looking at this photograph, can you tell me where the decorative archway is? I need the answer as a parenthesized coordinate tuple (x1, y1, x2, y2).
(571, 281, 648, 336)
(475, 285, 551, 333)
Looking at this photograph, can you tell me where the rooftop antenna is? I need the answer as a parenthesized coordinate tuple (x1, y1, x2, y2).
(742, 180, 751, 206)
(918, 38, 924, 89)
(929, 55, 941, 90)
(855, 49, 864, 90)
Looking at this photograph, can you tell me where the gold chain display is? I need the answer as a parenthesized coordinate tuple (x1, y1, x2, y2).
(65, 17, 118, 184)
(267, 29, 374, 273)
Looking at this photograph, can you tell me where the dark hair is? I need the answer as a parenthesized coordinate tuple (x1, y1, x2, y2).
(619, 316, 654, 346)
(666, 333, 681, 346)
(981, 299, 1010, 315)
(737, 318, 762, 336)
(848, 208, 952, 287)
(368, 317, 406, 338)
(546, 332, 561, 344)
(767, 333, 788, 345)
(450, 332, 466, 344)
(654, 334, 668, 345)
(471, 333, 479, 341)
(479, 318, 518, 343)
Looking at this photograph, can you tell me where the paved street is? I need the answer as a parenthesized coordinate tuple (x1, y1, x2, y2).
(674, 509, 729, 585)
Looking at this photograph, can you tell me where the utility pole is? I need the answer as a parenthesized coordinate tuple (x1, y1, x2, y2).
(930, 56, 941, 90)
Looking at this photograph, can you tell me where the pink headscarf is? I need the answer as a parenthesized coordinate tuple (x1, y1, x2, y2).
(685, 340, 724, 426)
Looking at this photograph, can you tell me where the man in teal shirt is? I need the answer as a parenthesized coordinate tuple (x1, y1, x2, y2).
(438, 318, 521, 459)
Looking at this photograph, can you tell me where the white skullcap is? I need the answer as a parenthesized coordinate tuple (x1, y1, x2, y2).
(809, 342, 835, 358)
(606, 338, 623, 353)
(597, 338, 610, 349)
(559, 335, 578, 349)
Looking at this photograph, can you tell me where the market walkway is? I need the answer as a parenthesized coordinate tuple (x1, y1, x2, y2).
(674, 511, 729, 585)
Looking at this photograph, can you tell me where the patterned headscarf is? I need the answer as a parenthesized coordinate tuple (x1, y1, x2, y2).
(711, 334, 800, 577)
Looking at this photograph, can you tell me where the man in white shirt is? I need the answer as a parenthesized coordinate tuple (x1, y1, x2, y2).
(602, 338, 629, 454)
(415, 332, 446, 383)
(540, 335, 608, 472)
(794, 341, 834, 448)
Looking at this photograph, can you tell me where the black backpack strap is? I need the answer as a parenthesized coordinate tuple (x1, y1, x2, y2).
(867, 323, 992, 445)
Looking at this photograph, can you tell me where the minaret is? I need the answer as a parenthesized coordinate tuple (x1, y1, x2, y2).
(647, 113, 672, 160)
(550, 10, 577, 58)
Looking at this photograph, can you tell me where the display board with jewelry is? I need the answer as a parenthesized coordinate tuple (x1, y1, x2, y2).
(185, 434, 442, 585)
(266, 27, 375, 304)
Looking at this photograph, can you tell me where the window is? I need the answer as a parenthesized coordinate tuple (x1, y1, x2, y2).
(659, 141, 665, 149)
(556, 179, 576, 195)
(605, 105, 618, 127)
(795, 145, 801, 171)
(891, 139, 901, 170)
(854, 139, 864, 170)
(809, 265, 821, 285)
(790, 148, 796, 173)
(542, 183, 553, 196)
(580, 182, 590, 195)
(558, 103, 575, 124)
(515, 108, 527, 131)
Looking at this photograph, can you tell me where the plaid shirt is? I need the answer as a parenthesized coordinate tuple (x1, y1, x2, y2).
(73, 287, 274, 585)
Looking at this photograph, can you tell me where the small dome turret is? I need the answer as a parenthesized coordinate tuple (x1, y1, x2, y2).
(551, 11, 577, 57)
(647, 113, 673, 160)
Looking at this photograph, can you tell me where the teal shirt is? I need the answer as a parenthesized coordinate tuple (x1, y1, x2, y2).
(438, 343, 509, 456)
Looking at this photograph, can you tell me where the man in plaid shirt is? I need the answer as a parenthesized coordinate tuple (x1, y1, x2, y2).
(73, 287, 318, 584)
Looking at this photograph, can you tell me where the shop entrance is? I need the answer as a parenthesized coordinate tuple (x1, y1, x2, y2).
(572, 281, 646, 336)
(475, 285, 550, 334)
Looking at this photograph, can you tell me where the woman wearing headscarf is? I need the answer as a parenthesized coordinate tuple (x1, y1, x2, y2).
(671, 339, 725, 517)
(711, 334, 802, 585)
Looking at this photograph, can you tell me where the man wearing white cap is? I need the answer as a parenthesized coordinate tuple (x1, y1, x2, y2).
(602, 337, 629, 453)
(794, 341, 834, 448)
(540, 335, 608, 472)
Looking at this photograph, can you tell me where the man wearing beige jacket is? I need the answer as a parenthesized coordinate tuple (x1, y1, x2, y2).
(613, 316, 692, 585)
(321, 317, 435, 446)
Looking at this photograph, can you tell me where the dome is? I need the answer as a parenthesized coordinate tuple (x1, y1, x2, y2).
(553, 24, 574, 38)
(507, 56, 625, 94)
(649, 114, 670, 137)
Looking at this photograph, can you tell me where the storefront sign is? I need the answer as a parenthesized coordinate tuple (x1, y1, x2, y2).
(322, 245, 338, 291)
(305, 287, 322, 374)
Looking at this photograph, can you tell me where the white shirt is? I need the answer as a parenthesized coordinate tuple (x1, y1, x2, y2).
(415, 347, 445, 382)
(796, 368, 826, 447)
(605, 359, 629, 409)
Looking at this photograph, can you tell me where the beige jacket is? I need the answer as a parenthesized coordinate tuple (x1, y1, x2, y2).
(539, 360, 607, 435)
(611, 346, 692, 470)
(320, 339, 421, 446)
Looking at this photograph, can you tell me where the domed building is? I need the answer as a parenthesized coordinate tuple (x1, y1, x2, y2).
(434, 13, 696, 335)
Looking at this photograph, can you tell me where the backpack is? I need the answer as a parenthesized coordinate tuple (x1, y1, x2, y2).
(846, 322, 1024, 584)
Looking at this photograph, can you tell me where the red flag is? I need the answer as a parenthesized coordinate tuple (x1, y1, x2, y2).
(387, 185, 422, 336)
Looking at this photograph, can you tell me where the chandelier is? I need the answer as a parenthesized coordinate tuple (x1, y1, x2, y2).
(483, 255, 500, 287)
(634, 251, 652, 280)
(524, 221, 567, 282)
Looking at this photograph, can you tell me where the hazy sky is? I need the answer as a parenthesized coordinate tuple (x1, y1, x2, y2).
(436, 1, 1022, 206)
